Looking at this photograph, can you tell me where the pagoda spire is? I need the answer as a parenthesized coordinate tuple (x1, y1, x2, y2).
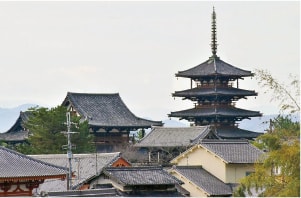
(211, 7, 218, 57)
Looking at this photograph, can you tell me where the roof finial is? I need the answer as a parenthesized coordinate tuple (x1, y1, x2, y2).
(211, 6, 218, 57)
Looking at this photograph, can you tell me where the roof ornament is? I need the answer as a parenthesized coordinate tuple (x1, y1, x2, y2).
(210, 6, 218, 59)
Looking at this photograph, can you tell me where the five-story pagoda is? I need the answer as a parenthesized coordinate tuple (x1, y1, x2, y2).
(169, 8, 262, 139)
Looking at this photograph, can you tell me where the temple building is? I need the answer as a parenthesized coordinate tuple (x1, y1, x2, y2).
(0, 111, 31, 146)
(169, 8, 262, 139)
(62, 92, 162, 152)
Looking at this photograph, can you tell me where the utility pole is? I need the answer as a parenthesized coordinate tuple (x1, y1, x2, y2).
(62, 112, 78, 190)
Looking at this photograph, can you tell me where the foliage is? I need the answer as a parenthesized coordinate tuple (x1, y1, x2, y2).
(16, 106, 95, 154)
(234, 71, 300, 197)
(136, 129, 146, 140)
(255, 69, 300, 114)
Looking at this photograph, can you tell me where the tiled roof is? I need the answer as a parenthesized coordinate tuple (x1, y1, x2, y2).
(30, 152, 120, 192)
(0, 146, 67, 181)
(215, 127, 262, 139)
(169, 105, 262, 118)
(103, 166, 183, 186)
(173, 87, 257, 98)
(176, 57, 253, 78)
(171, 166, 232, 196)
(0, 130, 28, 142)
(134, 126, 214, 147)
(62, 92, 162, 128)
(199, 140, 264, 163)
(0, 111, 32, 142)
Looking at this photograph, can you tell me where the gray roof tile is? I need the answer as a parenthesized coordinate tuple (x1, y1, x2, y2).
(30, 152, 120, 192)
(0, 111, 32, 142)
(62, 92, 162, 128)
(173, 87, 257, 98)
(200, 140, 264, 163)
(215, 127, 262, 139)
(170, 106, 262, 118)
(176, 57, 253, 78)
(0, 146, 67, 180)
(104, 166, 183, 186)
(171, 166, 232, 196)
(135, 126, 213, 147)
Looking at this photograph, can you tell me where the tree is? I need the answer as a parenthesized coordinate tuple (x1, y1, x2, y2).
(234, 71, 300, 197)
(136, 129, 146, 140)
(255, 69, 300, 113)
(234, 116, 300, 197)
(16, 106, 95, 154)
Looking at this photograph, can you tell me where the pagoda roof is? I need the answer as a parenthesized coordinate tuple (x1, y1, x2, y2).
(0, 146, 67, 181)
(169, 106, 262, 119)
(134, 126, 217, 148)
(173, 87, 257, 98)
(176, 57, 253, 79)
(62, 92, 162, 128)
(214, 127, 262, 139)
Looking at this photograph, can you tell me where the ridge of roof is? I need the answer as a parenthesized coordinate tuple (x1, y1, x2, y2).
(135, 126, 212, 148)
(62, 92, 162, 128)
(0, 146, 67, 180)
(176, 57, 253, 79)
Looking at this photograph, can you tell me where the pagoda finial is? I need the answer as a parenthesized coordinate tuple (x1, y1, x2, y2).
(211, 6, 218, 57)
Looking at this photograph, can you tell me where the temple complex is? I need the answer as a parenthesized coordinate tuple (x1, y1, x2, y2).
(169, 8, 262, 139)
(62, 92, 162, 152)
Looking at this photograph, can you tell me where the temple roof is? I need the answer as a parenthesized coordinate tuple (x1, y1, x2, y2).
(176, 57, 253, 79)
(170, 166, 232, 196)
(215, 127, 262, 139)
(173, 87, 257, 98)
(199, 139, 264, 164)
(0, 111, 31, 142)
(0, 146, 67, 181)
(62, 92, 162, 128)
(103, 166, 183, 186)
(169, 106, 262, 119)
(29, 152, 121, 192)
(134, 126, 217, 148)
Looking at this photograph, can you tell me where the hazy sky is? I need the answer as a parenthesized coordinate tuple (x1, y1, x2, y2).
(0, 1, 299, 121)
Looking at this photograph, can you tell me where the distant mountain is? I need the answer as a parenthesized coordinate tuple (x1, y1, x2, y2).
(0, 104, 37, 132)
(0, 104, 299, 134)
(163, 114, 300, 133)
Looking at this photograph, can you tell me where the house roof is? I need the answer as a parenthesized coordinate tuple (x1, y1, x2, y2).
(173, 87, 257, 98)
(0, 146, 67, 181)
(171, 140, 264, 164)
(0, 111, 32, 142)
(62, 92, 162, 128)
(103, 166, 183, 186)
(134, 126, 217, 147)
(176, 56, 253, 79)
(199, 139, 265, 163)
(171, 166, 232, 196)
(169, 105, 262, 119)
(29, 152, 121, 192)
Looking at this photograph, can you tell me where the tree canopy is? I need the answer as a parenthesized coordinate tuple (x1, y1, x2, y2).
(234, 70, 300, 197)
(16, 106, 95, 154)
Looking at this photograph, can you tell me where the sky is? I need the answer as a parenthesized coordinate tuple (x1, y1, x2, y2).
(0, 1, 299, 122)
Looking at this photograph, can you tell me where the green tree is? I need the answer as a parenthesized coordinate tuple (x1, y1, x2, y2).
(136, 129, 145, 140)
(234, 71, 300, 197)
(234, 116, 300, 197)
(16, 106, 95, 154)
